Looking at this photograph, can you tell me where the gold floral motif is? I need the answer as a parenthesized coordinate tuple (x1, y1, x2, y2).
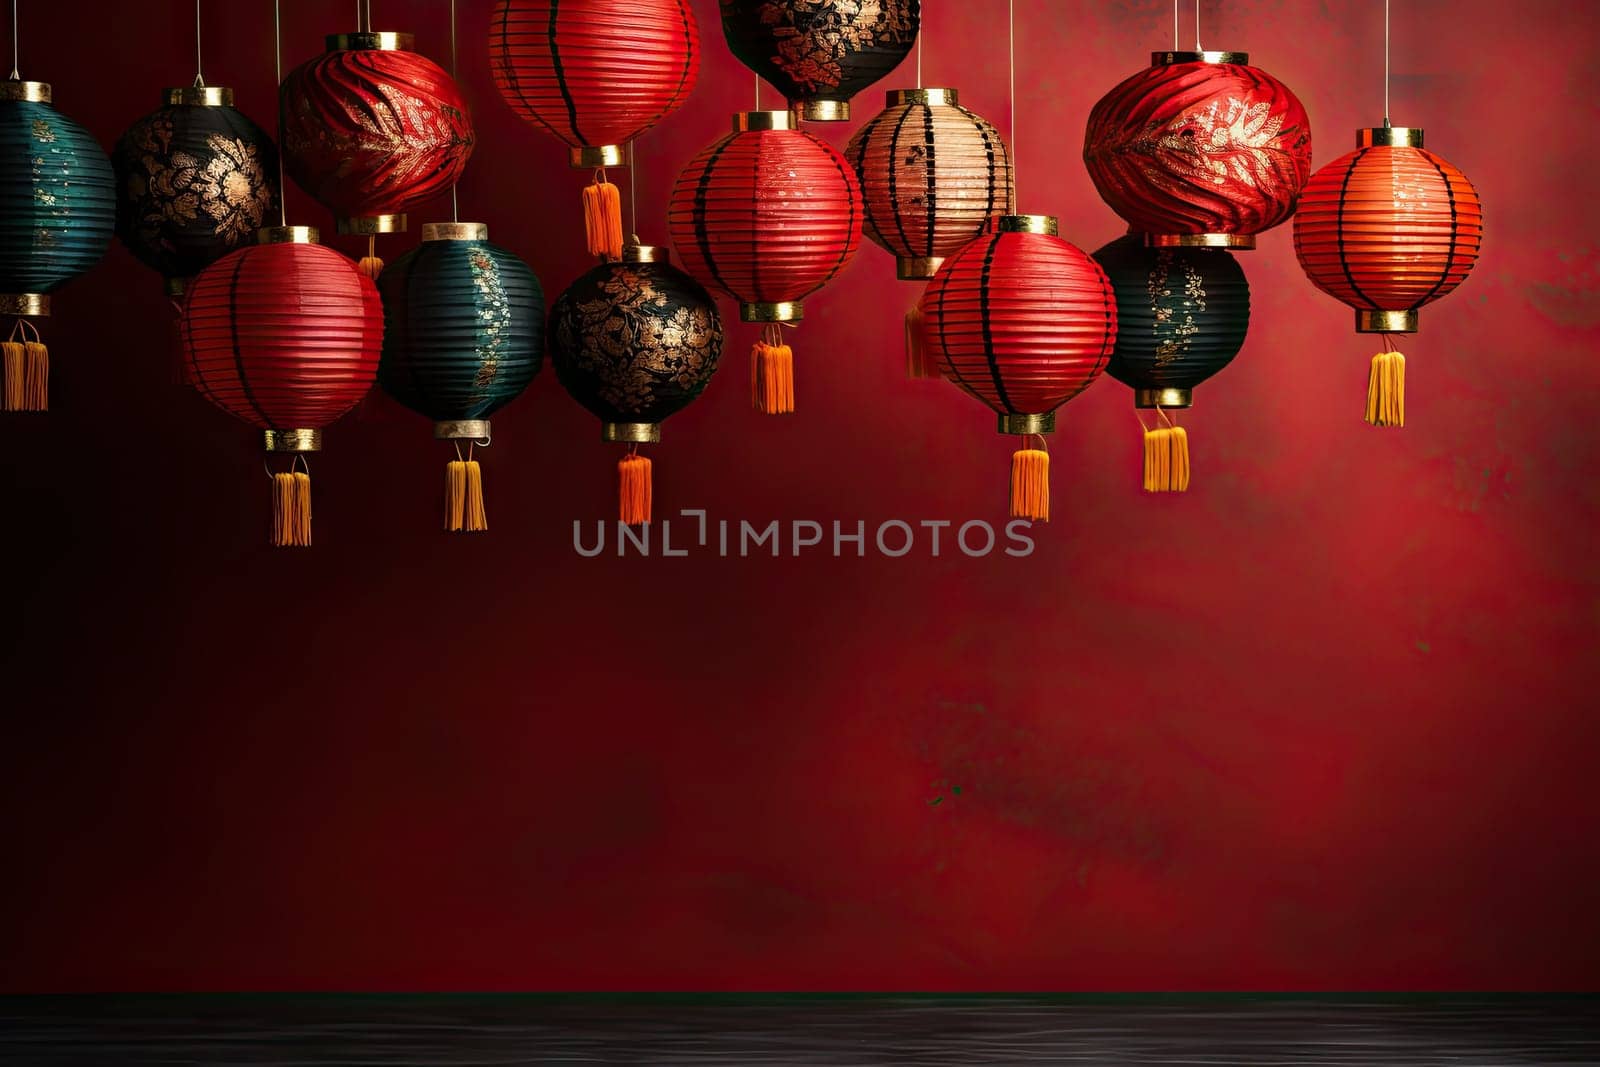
(1147, 252, 1206, 365)
(559, 268, 719, 415)
(31, 119, 55, 143)
(125, 116, 274, 246)
(468, 248, 507, 391)
(741, 0, 917, 94)
(1142, 96, 1286, 192)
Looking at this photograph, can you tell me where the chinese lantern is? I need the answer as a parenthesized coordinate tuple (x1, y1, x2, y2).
(920, 216, 1116, 521)
(113, 86, 279, 297)
(0, 79, 115, 412)
(720, 0, 920, 122)
(549, 242, 723, 525)
(279, 31, 473, 270)
(1293, 127, 1482, 427)
(1084, 51, 1311, 249)
(377, 222, 544, 533)
(180, 227, 383, 547)
(489, 0, 700, 259)
(1093, 234, 1250, 492)
(667, 110, 861, 414)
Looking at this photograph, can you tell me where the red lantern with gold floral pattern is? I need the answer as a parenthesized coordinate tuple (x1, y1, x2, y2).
(1084, 50, 1311, 249)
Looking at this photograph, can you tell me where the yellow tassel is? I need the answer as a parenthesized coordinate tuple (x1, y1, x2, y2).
(271, 471, 313, 548)
(750, 341, 795, 414)
(464, 460, 487, 532)
(445, 460, 466, 532)
(357, 255, 384, 279)
(1365, 350, 1405, 427)
(619, 453, 652, 525)
(23, 341, 47, 410)
(905, 301, 941, 380)
(1141, 426, 1191, 492)
(1009, 448, 1050, 522)
(1, 341, 22, 411)
(582, 180, 624, 260)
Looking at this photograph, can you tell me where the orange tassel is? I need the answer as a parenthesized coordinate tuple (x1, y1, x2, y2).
(1141, 425, 1191, 492)
(619, 453, 652, 525)
(1365, 350, 1405, 427)
(904, 301, 941, 380)
(1009, 448, 1049, 521)
(1, 341, 23, 411)
(750, 341, 795, 414)
(271, 470, 313, 548)
(583, 178, 624, 260)
(444, 459, 489, 533)
(358, 236, 383, 279)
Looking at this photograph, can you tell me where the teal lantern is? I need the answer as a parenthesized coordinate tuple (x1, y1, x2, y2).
(0, 80, 115, 412)
(377, 222, 544, 532)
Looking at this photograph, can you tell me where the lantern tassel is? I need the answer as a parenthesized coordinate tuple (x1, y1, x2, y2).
(271, 469, 313, 548)
(1366, 348, 1405, 428)
(3, 323, 48, 412)
(619, 450, 652, 526)
(751, 326, 795, 414)
(905, 301, 941, 380)
(1009, 447, 1050, 522)
(445, 457, 489, 533)
(1141, 425, 1191, 492)
(358, 236, 384, 279)
(583, 174, 624, 260)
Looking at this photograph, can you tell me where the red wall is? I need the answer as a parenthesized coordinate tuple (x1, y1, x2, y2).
(2, 0, 1595, 991)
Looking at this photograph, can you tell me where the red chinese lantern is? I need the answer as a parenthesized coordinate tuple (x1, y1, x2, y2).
(489, 0, 701, 259)
(1084, 51, 1311, 249)
(1293, 127, 1482, 427)
(279, 31, 474, 267)
(920, 216, 1117, 520)
(180, 227, 383, 547)
(667, 110, 861, 414)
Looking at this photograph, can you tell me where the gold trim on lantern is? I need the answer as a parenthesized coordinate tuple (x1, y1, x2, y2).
(163, 85, 234, 106)
(741, 301, 802, 323)
(602, 422, 662, 444)
(164, 277, 189, 297)
(326, 31, 414, 52)
(434, 420, 491, 440)
(998, 413, 1056, 436)
(1135, 388, 1194, 409)
(0, 293, 49, 316)
(1358, 126, 1424, 148)
(897, 256, 944, 280)
(570, 144, 625, 168)
(1356, 309, 1418, 333)
(733, 110, 795, 132)
(257, 225, 320, 245)
(0, 80, 50, 102)
(1146, 232, 1256, 250)
(263, 428, 322, 452)
(338, 213, 406, 235)
(421, 222, 488, 242)
(796, 99, 849, 122)
(1151, 50, 1248, 65)
(995, 215, 1058, 236)
(622, 244, 666, 264)
(886, 88, 958, 107)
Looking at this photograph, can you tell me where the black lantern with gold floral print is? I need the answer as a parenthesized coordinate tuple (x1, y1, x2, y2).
(550, 242, 723, 526)
(113, 86, 278, 297)
(720, 0, 920, 121)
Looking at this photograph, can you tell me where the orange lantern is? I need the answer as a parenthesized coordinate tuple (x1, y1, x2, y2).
(1293, 127, 1483, 427)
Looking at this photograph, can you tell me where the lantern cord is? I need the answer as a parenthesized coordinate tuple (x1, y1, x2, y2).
(9, 0, 18, 80)
(1173, 0, 1178, 50)
(1194, 0, 1202, 50)
(193, 0, 204, 87)
(754, 73, 760, 110)
(449, 0, 459, 221)
(629, 140, 639, 240)
(915, 15, 922, 88)
(1383, 0, 1391, 126)
(1008, 0, 1015, 205)
(273, 0, 286, 225)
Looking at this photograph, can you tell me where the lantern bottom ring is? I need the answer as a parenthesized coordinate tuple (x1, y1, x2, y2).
(897, 256, 945, 280)
(337, 213, 407, 236)
(1356, 309, 1418, 334)
(263, 428, 322, 453)
(795, 98, 850, 122)
(741, 301, 803, 323)
(1135, 388, 1194, 409)
(602, 422, 661, 444)
(163, 277, 189, 298)
(1146, 232, 1256, 250)
(998, 412, 1056, 436)
(434, 420, 491, 442)
(570, 144, 626, 169)
(0, 293, 49, 317)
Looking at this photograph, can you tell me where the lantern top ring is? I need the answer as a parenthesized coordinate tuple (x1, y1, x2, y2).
(163, 85, 233, 106)
(421, 222, 489, 242)
(0, 80, 50, 102)
(326, 31, 415, 52)
(995, 214, 1058, 236)
(886, 87, 958, 107)
(1358, 126, 1424, 148)
(1151, 50, 1248, 66)
(622, 244, 668, 264)
(733, 110, 795, 132)
(257, 225, 320, 245)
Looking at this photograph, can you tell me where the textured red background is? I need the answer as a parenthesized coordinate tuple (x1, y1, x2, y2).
(1, 0, 1595, 991)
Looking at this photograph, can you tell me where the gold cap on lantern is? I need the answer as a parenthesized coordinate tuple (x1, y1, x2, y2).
(163, 86, 234, 106)
(603, 422, 662, 444)
(1151, 50, 1249, 65)
(733, 110, 795, 132)
(795, 99, 849, 122)
(998, 413, 1056, 436)
(995, 215, 1058, 236)
(338, 214, 407, 235)
(1356, 309, 1419, 333)
(622, 244, 667, 264)
(570, 144, 625, 168)
(434, 420, 492, 440)
(741, 301, 803, 323)
(886, 88, 958, 107)
(1358, 126, 1424, 148)
(421, 222, 489, 242)
(1135, 388, 1194, 409)
(0, 294, 48, 316)
(1146, 232, 1256, 249)
(326, 31, 415, 51)
(257, 225, 320, 245)
(0, 80, 50, 102)
(263, 428, 322, 452)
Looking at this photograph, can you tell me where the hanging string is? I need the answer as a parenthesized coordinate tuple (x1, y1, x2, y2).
(449, 0, 459, 221)
(1173, 0, 1179, 50)
(1383, 0, 1391, 126)
(754, 72, 760, 110)
(629, 139, 639, 239)
(915, 7, 922, 88)
(193, 0, 205, 87)
(9, 0, 19, 80)
(273, 0, 286, 225)
(1008, 0, 1016, 207)
(1194, 0, 1202, 50)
